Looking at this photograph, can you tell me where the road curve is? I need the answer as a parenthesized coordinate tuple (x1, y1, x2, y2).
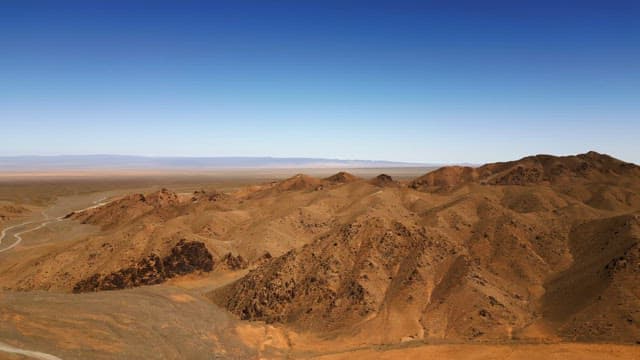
(0, 198, 112, 253)
(0, 217, 43, 253)
(0, 198, 114, 358)
(0, 341, 63, 360)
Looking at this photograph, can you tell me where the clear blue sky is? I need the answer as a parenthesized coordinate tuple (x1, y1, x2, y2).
(1, 1, 638, 164)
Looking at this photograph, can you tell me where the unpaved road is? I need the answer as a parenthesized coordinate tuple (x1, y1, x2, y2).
(0, 198, 111, 253)
(0, 341, 62, 360)
(0, 211, 58, 253)
(0, 197, 113, 359)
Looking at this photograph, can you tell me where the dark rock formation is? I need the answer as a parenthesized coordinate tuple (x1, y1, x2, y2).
(73, 240, 213, 293)
(163, 239, 214, 276)
(191, 190, 227, 202)
(370, 174, 397, 187)
(252, 252, 273, 267)
(217, 253, 248, 271)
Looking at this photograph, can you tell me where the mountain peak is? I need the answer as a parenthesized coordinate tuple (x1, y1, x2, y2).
(324, 171, 360, 183)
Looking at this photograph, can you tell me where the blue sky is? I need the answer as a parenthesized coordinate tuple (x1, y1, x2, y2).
(1, 1, 638, 163)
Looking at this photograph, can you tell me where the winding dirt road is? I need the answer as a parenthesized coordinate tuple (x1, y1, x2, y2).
(0, 198, 111, 253)
(0, 197, 113, 359)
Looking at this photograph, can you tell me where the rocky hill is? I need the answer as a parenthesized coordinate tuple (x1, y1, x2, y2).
(1, 152, 639, 345)
(212, 152, 640, 343)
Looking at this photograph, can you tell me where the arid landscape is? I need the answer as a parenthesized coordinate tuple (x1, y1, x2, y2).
(0, 152, 638, 359)
(4, 1, 639, 358)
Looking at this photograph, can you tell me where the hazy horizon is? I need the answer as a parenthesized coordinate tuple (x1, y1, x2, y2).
(1, 1, 639, 163)
(0, 154, 435, 172)
(1, 149, 637, 166)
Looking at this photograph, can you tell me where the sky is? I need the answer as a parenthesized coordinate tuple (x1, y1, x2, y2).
(1, 0, 639, 164)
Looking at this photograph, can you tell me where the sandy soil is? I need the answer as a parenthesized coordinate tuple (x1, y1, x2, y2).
(311, 343, 640, 360)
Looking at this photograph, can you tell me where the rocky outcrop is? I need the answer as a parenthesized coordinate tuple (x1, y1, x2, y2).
(369, 174, 397, 187)
(252, 252, 273, 267)
(144, 188, 180, 207)
(217, 253, 249, 271)
(163, 239, 215, 276)
(323, 172, 360, 184)
(73, 240, 213, 293)
(191, 190, 228, 202)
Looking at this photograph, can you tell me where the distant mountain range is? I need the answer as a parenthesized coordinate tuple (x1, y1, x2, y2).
(0, 155, 443, 171)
